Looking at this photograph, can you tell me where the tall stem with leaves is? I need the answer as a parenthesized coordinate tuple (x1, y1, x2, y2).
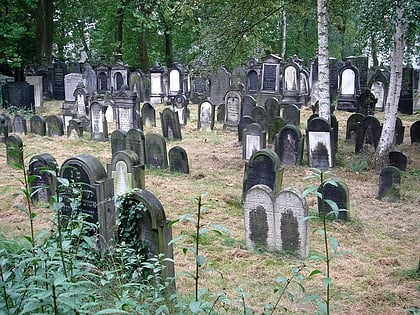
(194, 195, 202, 302)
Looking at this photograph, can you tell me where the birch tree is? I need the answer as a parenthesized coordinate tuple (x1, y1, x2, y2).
(317, 0, 330, 121)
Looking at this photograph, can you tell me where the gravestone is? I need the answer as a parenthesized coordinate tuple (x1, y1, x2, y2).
(243, 185, 308, 257)
(356, 89, 377, 116)
(210, 67, 231, 106)
(281, 58, 301, 106)
(265, 97, 281, 120)
(190, 76, 207, 105)
(108, 150, 145, 196)
(282, 104, 300, 126)
(30, 115, 47, 136)
(410, 121, 420, 143)
(110, 55, 128, 94)
(329, 57, 339, 103)
(13, 114, 27, 135)
(67, 61, 81, 74)
(216, 103, 225, 122)
(64, 73, 84, 102)
(345, 113, 365, 141)
(394, 117, 404, 145)
(141, 102, 156, 128)
(2, 81, 35, 111)
(145, 133, 168, 169)
(160, 107, 182, 140)
(29, 153, 58, 207)
(198, 100, 214, 131)
(378, 166, 401, 202)
(258, 54, 282, 105)
(25, 75, 43, 108)
(318, 181, 349, 220)
(118, 189, 175, 286)
(224, 90, 242, 129)
(111, 129, 127, 156)
(355, 116, 382, 153)
(59, 154, 115, 250)
(0, 113, 9, 142)
(79, 115, 91, 132)
(398, 67, 414, 115)
(96, 63, 110, 94)
(35, 64, 52, 99)
(6, 135, 23, 168)
(45, 115, 64, 137)
(238, 116, 255, 142)
(231, 66, 246, 89)
(150, 64, 166, 104)
(83, 62, 97, 98)
(168, 63, 185, 97)
(90, 101, 108, 141)
(350, 55, 368, 90)
(245, 57, 260, 96)
(171, 95, 188, 126)
(53, 60, 66, 100)
(267, 117, 286, 144)
(368, 68, 389, 111)
(242, 149, 283, 200)
(242, 95, 257, 117)
(330, 114, 339, 152)
(114, 85, 137, 132)
(103, 91, 115, 123)
(129, 71, 143, 97)
(67, 119, 84, 138)
(168, 146, 190, 174)
(389, 151, 407, 172)
(336, 60, 360, 111)
(299, 68, 310, 106)
(251, 106, 268, 132)
(306, 117, 334, 169)
(274, 125, 303, 166)
(74, 82, 88, 117)
(242, 123, 267, 161)
(126, 128, 146, 166)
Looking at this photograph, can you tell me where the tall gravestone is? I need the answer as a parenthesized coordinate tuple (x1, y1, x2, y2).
(126, 128, 146, 166)
(13, 114, 27, 135)
(53, 60, 66, 100)
(224, 90, 242, 130)
(29, 153, 58, 207)
(306, 117, 334, 169)
(281, 58, 301, 106)
(168, 146, 190, 174)
(150, 64, 166, 104)
(114, 85, 138, 132)
(141, 102, 156, 128)
(257, 54, 282, 106)
(245, 57, 260, 97)
(282, 104, 300, 126)
(394, 117, 405, 145)
(90, 101, 108, 141)
(2, 81, 35, 111)
(60, 154, 115, 250)
(110, 55, 128, 94)
(111, 129, 127, 155)
(242, 95, 257, 118)
(345, 113, 364, 141)
(274, 125, 303, 166)
(0, 113, 9, 143)
(398, 66, 414, 115)
(242, 123, 266, 161)
(318, 181, 349, 220)
(336, 60, 360, 111)
(355, 116, 382, 153)
(160, 107, 182, 140)
(83, 62, 97, 98)
(96, 63, 110, 95)
(210, 67, 231, 106)
(25, 75, 43, 108)
(145, 133, 168, 169)
(238, 116, 255, 142)
(368, 68, 389, 112)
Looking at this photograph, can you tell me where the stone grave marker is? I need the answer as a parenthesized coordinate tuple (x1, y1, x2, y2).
(96, 63, 110, 95)
(46, 115, 64, 137)
(141, 102, 156, 128)
(389, 151, 407, 172)
(242, 123, 266, 161)
(282, 104, 300, 126)
(171, 95, 188, 126)
(103, 91, 115, 123)
(355, 116, 382, 153)
(258, 54, 282, 105)
(410, 121, 420, 143)
(245, 57, 260, 96)
(30, 115, 47, 136)
(53, 60, 66, 100)
(160, 107, 182, 140)
(299, 68, 310, 106)
(29, 153, 58, 207)
(216, 103, 225, 122)
(242, 95, 257, 117)
(83, 62, 97, 98)
(368, 68, 389, 111)
(356, 89, 377, 116)
(224, 90, 242, 129)
(336, 60, 360, 111)
(231, 66, 246, 89)
(242, 149, 283, 200)
(150, 64, 166, 104)
(129, 71, 143, 97)
(378, 166, 401, 202)
(267, 117, 286, 144)
(126, 128, 146, 166)
(394, 117, 405, 145)
(60, 154, 115, 250)
(281, 58, 301, 106)
(398, 67, 414, 115)
(251, 106, 268, 132)
(238, 116, 255, 142)
(64, 73, 84, 102)
(210, 67, 231, 106)
(318, 181, 349, 220)
(25, 75, 43, 108)
(67, 61, 81, 74)
(345, 113, 364, 141)
(114, 85, 137, 132)
(329, 57, 339, 103)
(111, 56, 128, 93)
(0, 113, 9, 142)
(145, 133, 168, 169)
(265, 97, 281, 120)
(74, 82, 88, 117)
(111, 129, 127, 156)
(90, 101, 108, 141)
(6, 135, 23, 168)
(13, 114, 27, 135)
(274, 125, 303, 166)
(79, 115, 91, 132)
(2, 81, 34, 111)
(330, 114, 339, 152)
(35, 64, 52, 99)
(306, 117, 333, 169)
(108, 150, 145, 196)
(67, 118, 84, 138)
(168, 63, 185, 98)
(168, 146, 190, 174)
(198, 100, 214, 131)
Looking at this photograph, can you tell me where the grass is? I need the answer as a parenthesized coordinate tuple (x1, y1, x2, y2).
(0, 101, 419, 314)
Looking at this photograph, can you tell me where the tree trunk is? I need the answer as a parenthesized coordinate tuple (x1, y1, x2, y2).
(280, 8, 287, 59)
(373, 6, 407, 169)
(317, 0, 330, 122)
(115, 5, 124, 55)
(138, 31, 150, 71)
(34, 0, 54, 65)
(164, 23, 173, 67)
(371, 35, 379, 67)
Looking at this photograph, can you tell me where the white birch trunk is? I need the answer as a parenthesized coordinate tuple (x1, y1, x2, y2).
(281, 8, 287, 60)
(317, 0, 330, 122)
(374, 6, 407, 168)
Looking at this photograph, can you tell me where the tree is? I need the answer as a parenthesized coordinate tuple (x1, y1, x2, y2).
(34, 0, 54, 65)
(317, 0, 330, 121)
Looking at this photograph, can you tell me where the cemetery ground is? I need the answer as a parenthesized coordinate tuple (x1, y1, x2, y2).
(0, 101, 419, 314)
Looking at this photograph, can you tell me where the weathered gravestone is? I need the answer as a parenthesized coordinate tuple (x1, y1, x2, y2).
(274, 125, 304, 166)
(114, 85, 137, 132)
(79, 115, 91, 132)
(282, 104, 300, 126)
(112, 58, 129, 95)
(245, 57, 260, 96)
(64, 73, 84, 102)
(210, 67, 231, 106)
(0, 113, 9, 142)
(60, 154, 115, 250)
(318, 181, 349, 220)
(13, 114, 27, 135)
(145, 133, 168, 169)
(83, 62, 97, 98)
(410, 121, 420, 144)
(150, 64, 166, 104)
(242, 95, 257, 118)
(2, 81, 35, 111)
(30, 115, 47, 136)
(243, 185, 308, 257)
(35, 64, 52, 99)
(394, 117, 405, 145)
(126, 128, 146, 166)
(168, 146, 190, 174)
(242, 149, 283, 200)
(378, 166, 401, 202)
(368, 68, 389, 112)
(389, 151, 407, 172)
(242, 123, 266, 161)
(398, 67, 414, 115)
(258, 54, 282, 105)
(67, 119, 84, 138)
(231, 66, 246, 90)
(238, 116, 255, 142)
(265, 97, 281, 120)
(141, 102, 156, 128)
(355, 116, 382, 153)
(268, 117, 286, 144)
(160, 107, 182, 140)
(96, 63, 110, 95)
(29, 153, 58, 207)
(281, 58, 301, 106)
(356, 89, 377, 116)
(346, 113, 365, 141)
(6, 135, 23, 168)
(46, 115, 64, 137)
(117, 189, 175, 289)
(111, 129, 127, 156)
(171, 95, 188, 126)
(224, 90, 242, 130)
(216, 103, 225, 123)
(336, 60, 360, 111)
(251, 106, 268, 132)
(306, 117, 334, 169)
(90, 101, 108, 141)
(168, 63, 185, 98)
(108, 150, 145, 196)
(74, 82, 88, 117)
(198, 100, 214, 131)
(53, 60, 66, 100)
(25, 75, 43, 108)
